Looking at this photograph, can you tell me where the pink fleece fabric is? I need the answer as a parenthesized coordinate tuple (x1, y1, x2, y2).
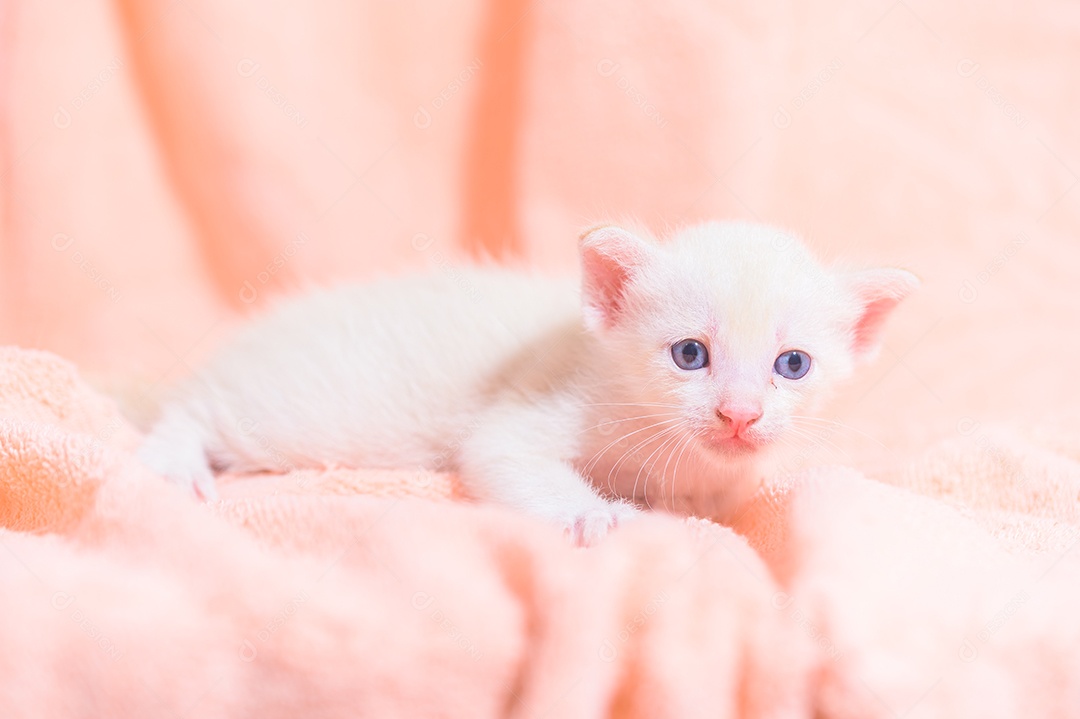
(2, 0, 1080, 715)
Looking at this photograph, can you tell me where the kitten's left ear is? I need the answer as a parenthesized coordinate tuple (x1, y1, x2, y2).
(579, 225, 654, 331)
(845, 268, 920, 360)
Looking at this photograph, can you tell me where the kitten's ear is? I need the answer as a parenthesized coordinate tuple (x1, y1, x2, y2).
(845, 268, 920, 361)
(579, 225, 653, 331)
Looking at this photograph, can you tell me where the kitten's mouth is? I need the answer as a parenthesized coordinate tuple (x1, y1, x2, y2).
(700, 431, 764, 455)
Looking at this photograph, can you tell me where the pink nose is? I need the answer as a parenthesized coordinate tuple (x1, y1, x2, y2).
(716, 405, 762, 435)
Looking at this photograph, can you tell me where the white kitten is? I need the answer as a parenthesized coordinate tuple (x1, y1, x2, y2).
(139, 221, 917, 545)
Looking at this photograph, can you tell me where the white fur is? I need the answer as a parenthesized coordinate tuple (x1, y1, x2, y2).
(139, 221, 917, 545)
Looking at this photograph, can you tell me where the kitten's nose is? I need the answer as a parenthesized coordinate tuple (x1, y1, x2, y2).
(716, 405, 762, 436)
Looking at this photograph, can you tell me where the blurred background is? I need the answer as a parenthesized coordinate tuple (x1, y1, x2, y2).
(1, 0, 1078, 458)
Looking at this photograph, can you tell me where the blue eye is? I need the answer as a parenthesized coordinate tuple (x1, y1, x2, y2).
(671, 339, 709, 370)
(774, 350, 811, 379)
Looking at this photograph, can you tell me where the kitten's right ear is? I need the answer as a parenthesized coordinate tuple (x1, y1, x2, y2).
(579, 225, 653, 331)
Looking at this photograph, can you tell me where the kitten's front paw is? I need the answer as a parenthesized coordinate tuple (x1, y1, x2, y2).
(562, 502, 639, 547)
(136, 443, 219, 501)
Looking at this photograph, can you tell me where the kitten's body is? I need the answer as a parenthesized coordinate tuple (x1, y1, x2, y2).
(140, 222, 917, 544)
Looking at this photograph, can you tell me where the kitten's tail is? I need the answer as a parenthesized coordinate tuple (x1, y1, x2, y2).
(137, 406, 218, 500)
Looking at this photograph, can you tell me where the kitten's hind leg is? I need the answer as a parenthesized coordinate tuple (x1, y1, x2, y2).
(137, 406, 218, 500)
(457, 398, 638, 546)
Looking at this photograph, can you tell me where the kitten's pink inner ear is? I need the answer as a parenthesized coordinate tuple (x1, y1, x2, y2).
(848, 268, 920, 359)
(579, 226, 651, 331)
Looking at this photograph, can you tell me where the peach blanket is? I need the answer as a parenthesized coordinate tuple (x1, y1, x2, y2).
(3, 0, 1080, 715)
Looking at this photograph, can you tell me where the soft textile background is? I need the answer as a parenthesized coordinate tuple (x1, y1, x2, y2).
(2, 1, 1080, 716)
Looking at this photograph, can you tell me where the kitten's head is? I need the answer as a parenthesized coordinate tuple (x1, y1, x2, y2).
(579, 221, 918, 459)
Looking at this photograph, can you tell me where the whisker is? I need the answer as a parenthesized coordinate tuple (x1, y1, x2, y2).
(633, 422, 688, 506)
(654, 428, 694, 511)
(608, 424, 684, 491)
(769, 432, 832, 485)
(653, 430, 685, 508)
(584, 411, 679, 433)
(778, 426, 854, 481)
(582, 417, 685, 479)
(788, 415, 886, 448)
(785, 424, 849, 457)
(668, 427, 702, 511)
(583, 414, 682, 475)
(646, 426, 687, 484)
(582, 402, 684, 409)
